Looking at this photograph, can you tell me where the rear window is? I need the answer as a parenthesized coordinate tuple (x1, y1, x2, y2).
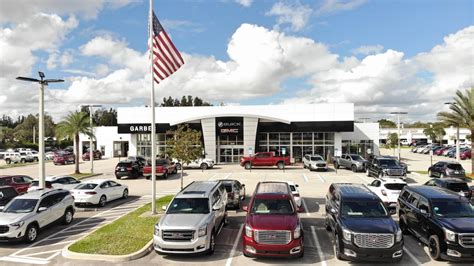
(447, 183, 469, 192)
(117, 162, 132, 167)
(0, 187, 17, 197)
(0, 179, 9, 186)
(31, 181, 52, 187)
(75, 183, 98, 190)
(384, 183, 407, 190)
(447, 164, 463, 170)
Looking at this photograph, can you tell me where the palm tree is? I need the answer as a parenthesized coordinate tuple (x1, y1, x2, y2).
(56, 111, 93, 174)
(437, 87, 474, 174)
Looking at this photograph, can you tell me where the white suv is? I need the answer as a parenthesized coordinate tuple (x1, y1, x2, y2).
(173, 158, 215, 170)
(4, 152, 21, 164)
(0, 189, 75, 242)
(367, 178, 407, 211)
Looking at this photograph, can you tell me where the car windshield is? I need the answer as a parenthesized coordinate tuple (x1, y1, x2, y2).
(75, 183, 98, 190)
(31, 181, 52, 187)
(167, 198, 210, 214)
(0, 179, 8, 186)
(251, 198, 294, 215)
(378, 159, 398, 167)
(341, 201, 388, 218)
(311, 156, 324, 161)
(384, 183, 406, 190)
(350, 155, 363, 161)
(447, 183, 469, 192)
(447, 164, 463, 170)
(155, 160, 168, 165)
(3, 199, 38, 213)
(224, 184, 233, 192)
(432, 200, 474, 218)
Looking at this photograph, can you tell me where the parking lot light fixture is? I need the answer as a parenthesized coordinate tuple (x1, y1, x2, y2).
(80, 104, 102, 174)
(16, 72, 64, 189)
(390, 112, 408, 162)
(444, 102, 460, 161)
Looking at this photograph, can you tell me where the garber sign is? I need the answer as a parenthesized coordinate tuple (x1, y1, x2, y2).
(216, 117, 243, 137)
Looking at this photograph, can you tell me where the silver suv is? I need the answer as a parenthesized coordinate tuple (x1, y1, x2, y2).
(0, 189, 75, 243)
(154, 181, 228, 255)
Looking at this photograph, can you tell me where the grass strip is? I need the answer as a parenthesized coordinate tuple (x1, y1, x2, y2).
(69, 173, 99, 180)
(0, 161, 51, 169)
(69, 195, 173, 255)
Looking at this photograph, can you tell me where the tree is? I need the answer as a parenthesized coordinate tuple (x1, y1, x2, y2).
(423, 124, 446, 144)
(438, 87, 474, 174)
(166, 125, 203, 189)
(160, 96, 212, 107)
(385, 133, 399, 154)
(378, 119, 396, 128)
(55, 111, 93, 174)
(12, 114, 55, 143)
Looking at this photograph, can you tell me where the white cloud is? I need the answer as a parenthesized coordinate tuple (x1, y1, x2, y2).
(351, 44, 384, 55)
(316, 0, 367, 15)
(161, 20, 204, 33)
(266, 2, 313, 31)
(235, 0, 253, 7)
(47, 50, 74, 70)
(0, 0, 135, 23)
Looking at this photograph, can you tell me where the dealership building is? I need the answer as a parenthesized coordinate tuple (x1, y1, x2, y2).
(79, 104, 379, 164)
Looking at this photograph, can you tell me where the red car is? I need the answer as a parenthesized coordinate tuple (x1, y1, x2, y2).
(460, 149, 471, 160)
(82, 150, 102, 161)
(143, 159, 177, 179)
(53, 151, 75, 165)
(435, 146, 450, 156)
(240, 152, 291, 170)
(242, 181, 304, 258)
(0, 175, 34, 194)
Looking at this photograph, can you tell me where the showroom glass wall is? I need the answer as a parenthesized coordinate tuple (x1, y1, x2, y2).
(341, 140, 374, 158)
(257, 132, 335, 163)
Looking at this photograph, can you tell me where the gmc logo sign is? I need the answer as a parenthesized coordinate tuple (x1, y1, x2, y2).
(216, 117, 243, 137)
(221, 128, 239, 133)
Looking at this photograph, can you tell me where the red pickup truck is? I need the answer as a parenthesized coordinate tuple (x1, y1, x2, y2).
(143, 159, 178, 179)
(240, 152, 290, 170)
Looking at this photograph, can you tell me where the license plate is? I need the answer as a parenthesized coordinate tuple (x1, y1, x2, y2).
(121, 168, 126, 171)
(454, 171, 459, 174)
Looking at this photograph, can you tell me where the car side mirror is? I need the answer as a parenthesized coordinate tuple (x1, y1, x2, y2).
(330, 208, 337, 215)
(212, 203, 221, 211)
(420, 208, 429, 216)
(242, 184, 245, 187)
(295, 184, 299, 188)
(38, 206, 47, 212)
(242, 205, 248, 212)
(389, 209, 396, 215)
(297, 206, 305, 213)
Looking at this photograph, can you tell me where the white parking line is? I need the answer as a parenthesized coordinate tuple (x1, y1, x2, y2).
(316, 173, 326, 183)
(310, 226, 327, 266)
(302, 174, 309, 183)
(208, 173, 218, 180)
(223, 173, 232, 179)
(21, 249, 62, 257)
(411, 172, 421, 177)
(301, 198, 310, 217)
(355, 174, 371, 184)
(403, 247, 422, 265)
(225, 223, 244, 266)
(0, 256, 49, 265)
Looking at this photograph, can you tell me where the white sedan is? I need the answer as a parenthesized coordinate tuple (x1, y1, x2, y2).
(70, 179, 129, 207)
(367, 178, 407, 212)
(286, 181, 302, 207)
(28, 175, 81, 192)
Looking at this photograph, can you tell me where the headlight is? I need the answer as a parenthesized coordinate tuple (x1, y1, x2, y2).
(154, 224, 160, 236)
(342, 228, 352, 241)
(444, 228, 456, 242)
(294, 223, 302, 239)
(198, 224, 208, 237)
(245, 224, 253, 238)
(396, 229, 402, 242)
(10, 221, 24, 230)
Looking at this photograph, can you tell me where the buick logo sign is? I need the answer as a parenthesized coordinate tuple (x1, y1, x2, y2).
(218, 122, 224, 127)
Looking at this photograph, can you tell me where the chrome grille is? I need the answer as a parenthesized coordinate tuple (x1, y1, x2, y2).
(255, 230, 291, 245)
(0, 225, 9, 234)
(459, 234, 474, 248)
(316, 163, 326, 167)
(162, 230, 194, 241)
(354, 233, 394, 248)
(387, 169, 403, 176)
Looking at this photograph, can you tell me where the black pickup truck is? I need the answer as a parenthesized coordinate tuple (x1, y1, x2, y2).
(366, 156, 407, 180)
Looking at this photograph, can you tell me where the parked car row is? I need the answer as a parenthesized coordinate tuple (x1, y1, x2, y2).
(412, 144, 472, 160)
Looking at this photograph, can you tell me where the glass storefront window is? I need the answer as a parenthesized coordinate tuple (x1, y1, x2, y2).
(258, 133, 268, 145)
(269, 133, 279, 145)
(302, 132, 312, 144)
(314, 133, 324, 144)
(293, 133, 302, 145)
(280, 133, 290, 145)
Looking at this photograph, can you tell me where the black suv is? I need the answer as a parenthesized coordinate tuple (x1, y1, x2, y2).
(325, 183, 403, 262)
(398, 185, 474, 261)
(115, 160, 143, 179)
(428, 161, 465, 179)
(424, 178, 472, 199)
(0, 186, 19, 207)
(366, 157, 406, 180)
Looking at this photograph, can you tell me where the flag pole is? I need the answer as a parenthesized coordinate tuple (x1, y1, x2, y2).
(149, 0, 157, 215)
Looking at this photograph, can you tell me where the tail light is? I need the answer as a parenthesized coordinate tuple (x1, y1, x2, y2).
(381, 189, 387, 196)
(127, 167, 132, 171)
(85, 192, 97, 195)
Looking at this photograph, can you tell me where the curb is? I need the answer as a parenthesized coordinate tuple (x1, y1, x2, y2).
(62, 239, 154, 262)
(76, 173, 104, 180)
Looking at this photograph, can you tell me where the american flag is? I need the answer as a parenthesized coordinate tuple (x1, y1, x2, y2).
(150, 11, 184, 84)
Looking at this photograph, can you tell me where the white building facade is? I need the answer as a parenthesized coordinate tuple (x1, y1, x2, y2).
(80, 104, 380, 163)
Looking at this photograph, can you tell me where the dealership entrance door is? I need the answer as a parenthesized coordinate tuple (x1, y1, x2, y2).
(218, 146, 244, 163)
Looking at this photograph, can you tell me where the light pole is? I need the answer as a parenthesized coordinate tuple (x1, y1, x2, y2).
(445, 102, 460, 161)
(390, 112, 408, 162)
(16, 72, 64, 189)
(80, 104, 102, 174)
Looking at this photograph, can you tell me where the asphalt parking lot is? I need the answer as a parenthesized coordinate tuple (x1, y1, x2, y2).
(0, 157, 472, 265)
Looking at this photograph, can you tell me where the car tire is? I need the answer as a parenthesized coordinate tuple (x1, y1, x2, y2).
(334, 162, 339, 169)
(378, 172, 383, 179)
(5, 158, 11, 164)
(325, 217, 331, 231)
(244, 162, 251, 170)
(334, 233, 344, 260)
(162, 171, 168, 179)
(122, 189, 128, 199)
(428, 170, 433, 177)
(399, 216, 409, 235)
(116, 176, 121, 180)
(303, 164, 306, 169)
(201, 163, 208, 170)
(25, 224, 39, 243)
(207, 232, 215, 255)
(34, 157, 39, 162)
(277, 162, 284, 170)
(175, 163, 182, 171)
(351, 165, 357, 172)
(62, 208, 74, 225)
(366, 168, 371, 177)
(172, 167, 178, 174)
(21, 158, 26, 163)
(98, 195, 107, 207)
(428, 235, 442, 261)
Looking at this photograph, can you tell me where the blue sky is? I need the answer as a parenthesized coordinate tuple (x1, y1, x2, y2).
(0, 0, 473, 121)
